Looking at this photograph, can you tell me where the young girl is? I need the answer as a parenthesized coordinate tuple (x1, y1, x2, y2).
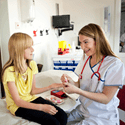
(61, 23, 125, 125)
(2, 33, 67, 125)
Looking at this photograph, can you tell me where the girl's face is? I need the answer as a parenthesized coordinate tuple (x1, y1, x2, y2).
(24, 46, 34, 60)
(79, 34, 96, 57)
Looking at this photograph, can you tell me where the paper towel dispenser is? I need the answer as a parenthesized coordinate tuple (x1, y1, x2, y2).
(20, 0, 35, 22)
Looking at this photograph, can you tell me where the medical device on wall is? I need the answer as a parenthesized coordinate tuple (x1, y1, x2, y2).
(52, 15, 70, 28)
(20, 0, 35, 23)
(52, 15, 74, 36)
(104, 6, 110, 35)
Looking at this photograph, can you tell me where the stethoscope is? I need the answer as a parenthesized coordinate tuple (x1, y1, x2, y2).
(79, 55, 105, 81)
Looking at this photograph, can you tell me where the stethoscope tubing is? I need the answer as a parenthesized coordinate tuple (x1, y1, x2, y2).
(79, 55, 105, 81)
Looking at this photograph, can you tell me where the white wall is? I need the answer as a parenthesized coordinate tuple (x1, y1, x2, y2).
(0, 0, 125, 70)
(113, 0, 125, 65)
(62, 0, 115, 50)
(0, 0, 65, 71)
(0, 0, 10, 66)
(61, 0, 125, 65)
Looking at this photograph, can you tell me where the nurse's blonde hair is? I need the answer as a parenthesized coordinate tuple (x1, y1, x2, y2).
(78, 23, 117, 62)
(2, 33, 33, 81)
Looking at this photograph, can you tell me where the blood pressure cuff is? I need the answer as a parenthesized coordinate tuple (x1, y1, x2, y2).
(51, 90, 67, 99)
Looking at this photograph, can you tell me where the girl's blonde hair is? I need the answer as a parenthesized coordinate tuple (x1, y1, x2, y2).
(78, 23, 117, 62)
(2, 33, 33, 81)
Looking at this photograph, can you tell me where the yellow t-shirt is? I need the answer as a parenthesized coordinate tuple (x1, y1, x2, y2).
(3, 60, 38, 115)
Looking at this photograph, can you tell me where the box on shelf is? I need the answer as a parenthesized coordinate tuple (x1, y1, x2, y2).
(60, 60, 67, 66)
(53, 60, 60, 66)
(53, 66, 76, 72)
(73, 67, 76, 71)
(73, 60, 80, 66)
(54, 67, 61, 70)
(61, 66, 68, 70)
(67, 67, 74, 71)
(67, 60, 74, 66)
(58, 41, 67, 51)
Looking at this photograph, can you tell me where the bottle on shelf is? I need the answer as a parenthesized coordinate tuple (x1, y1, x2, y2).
(72, 41, 75, 53)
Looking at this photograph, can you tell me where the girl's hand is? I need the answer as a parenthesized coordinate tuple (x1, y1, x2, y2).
(40, 104, 58, 115)
(49, 83, 63, 89)
(61, 74, 74, 84)
(63, 82, 79, 94)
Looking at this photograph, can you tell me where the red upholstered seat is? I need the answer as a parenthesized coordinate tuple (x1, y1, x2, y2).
(117, 85, 125, 124)
(117, 85, 125, 111)
(120, 120, 125, 125)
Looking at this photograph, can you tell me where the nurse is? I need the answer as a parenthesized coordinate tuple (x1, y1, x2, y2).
(61, 23, 125, 125)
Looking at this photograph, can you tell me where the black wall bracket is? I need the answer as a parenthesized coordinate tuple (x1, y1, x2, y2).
(58, 24, 74, 36)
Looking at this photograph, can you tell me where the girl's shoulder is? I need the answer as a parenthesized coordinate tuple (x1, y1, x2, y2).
(29, 60, 38, 74)
(29, 60, 37, 67)
(3, 66, 15, 82)
(5, 66, 15, 72)
(29, 60, 38, 71)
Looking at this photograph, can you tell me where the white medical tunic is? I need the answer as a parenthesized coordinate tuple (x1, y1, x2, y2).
(73, 55, 125, 125)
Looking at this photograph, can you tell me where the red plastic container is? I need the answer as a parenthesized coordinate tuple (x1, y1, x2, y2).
(51, 90, 67, 99)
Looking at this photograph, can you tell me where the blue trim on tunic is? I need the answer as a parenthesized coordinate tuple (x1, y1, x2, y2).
(89, 57, 105, 82)
(74, 71, 79, 77)
(104, 85, 123, 89)
(104, 85, 122, 86)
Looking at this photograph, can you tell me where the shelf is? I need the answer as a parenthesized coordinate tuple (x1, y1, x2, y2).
(52, 50, 82, 72)
(52, 49, 83, 59)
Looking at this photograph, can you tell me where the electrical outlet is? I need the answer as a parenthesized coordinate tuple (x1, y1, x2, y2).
(15, 22, 21, 29)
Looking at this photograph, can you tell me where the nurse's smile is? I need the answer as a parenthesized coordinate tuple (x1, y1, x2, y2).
(84, 49, 90, 54)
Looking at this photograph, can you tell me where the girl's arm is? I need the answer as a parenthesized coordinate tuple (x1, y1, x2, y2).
(31, 75, 63, 95)
(63, 82, 118, 104)
(8, 81, 58, 115)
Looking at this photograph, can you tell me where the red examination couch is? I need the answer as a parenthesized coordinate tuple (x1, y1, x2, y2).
(117, 85, 125, 125)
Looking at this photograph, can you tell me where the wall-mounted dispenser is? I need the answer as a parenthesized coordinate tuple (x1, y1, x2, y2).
(20, 0, 35, 23)
(58, 23, 74, 36)
(52, 15, 74, 36)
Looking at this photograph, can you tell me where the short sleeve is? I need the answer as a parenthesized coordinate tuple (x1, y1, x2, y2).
(74, 57, 83, 76)
(3, 67, 15, 83)
(30, 60, 38, 75)
(104, 61, 125, 89)
(74, 55, 88, 76)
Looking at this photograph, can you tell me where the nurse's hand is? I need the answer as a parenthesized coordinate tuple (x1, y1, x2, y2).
(61, 74, 74, 84)
(63, 82, 79, 94)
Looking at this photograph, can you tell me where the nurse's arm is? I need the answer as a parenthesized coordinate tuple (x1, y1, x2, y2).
(76, 86, 118, 104)
(61, 74, 80, 87)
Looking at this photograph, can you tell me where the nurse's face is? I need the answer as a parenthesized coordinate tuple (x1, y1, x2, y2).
(79, 35, 96, 57)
